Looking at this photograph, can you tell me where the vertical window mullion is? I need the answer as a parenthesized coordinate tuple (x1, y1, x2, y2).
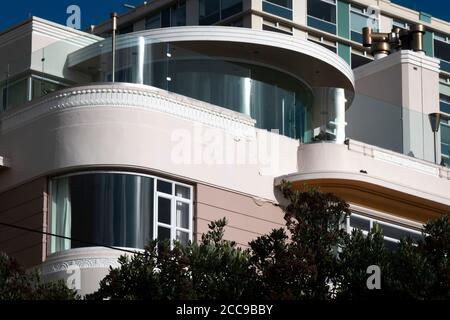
(153, 179, 158, 240)
(171, 182, 176, 244)
(189, 188, 193, 242)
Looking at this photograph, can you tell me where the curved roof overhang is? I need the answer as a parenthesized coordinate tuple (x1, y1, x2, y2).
(278, 173, 450, 225)
(68, 26, 355, 94)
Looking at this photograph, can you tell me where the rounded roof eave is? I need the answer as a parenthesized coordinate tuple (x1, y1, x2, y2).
(68, 26, 355, 92)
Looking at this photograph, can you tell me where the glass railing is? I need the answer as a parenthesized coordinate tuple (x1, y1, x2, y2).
(347, 92, 448, 167)
(56, 32, 355, 142)
(2, 29, 446, 170)
(2, 31, 354, 145)
(0, 32, 93, 112)
(262, 1, 293, 20)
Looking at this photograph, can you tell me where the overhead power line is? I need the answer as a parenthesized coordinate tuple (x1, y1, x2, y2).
(0, 221, 145, 256)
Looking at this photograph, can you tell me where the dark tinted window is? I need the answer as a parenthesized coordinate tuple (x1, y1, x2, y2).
(67, 173, 154, 249)
(435, 40, 450, 62)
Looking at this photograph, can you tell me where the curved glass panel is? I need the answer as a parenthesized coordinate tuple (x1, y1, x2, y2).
(49, 172, 194, 254)
(65, 32, 356, 143)
(50, 173, 154, 253)
(77, 39, 314, 140)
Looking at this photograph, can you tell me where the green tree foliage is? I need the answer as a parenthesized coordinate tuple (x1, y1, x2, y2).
(88, 219, 255, 300)
(249, 184, 350, 299)
(78, 183, 450, 300)
(0, 253, 78, 300)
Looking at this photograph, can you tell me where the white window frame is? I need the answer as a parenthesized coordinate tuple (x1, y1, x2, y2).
(48, 171, 194, 254)
(434, 32, 450, 65)
(154, 177, 193, 246)
(346, 212, 422, 246)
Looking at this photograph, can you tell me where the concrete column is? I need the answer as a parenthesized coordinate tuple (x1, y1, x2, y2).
(293, 0, 307, 26)
(352, 50, 441, 162)
(251, 14, 263, 30)
(379, 15, 393, 33)
(135, 36, 145, 84)
(247, 0, 261, 11)
(334, 88, 347, 144)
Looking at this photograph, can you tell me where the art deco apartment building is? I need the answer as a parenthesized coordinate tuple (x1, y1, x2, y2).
(0, 0, 449, 294)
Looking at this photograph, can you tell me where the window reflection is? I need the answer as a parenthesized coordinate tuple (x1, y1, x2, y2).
(307, 0, 337, 34)
(50, 172, 193, 254)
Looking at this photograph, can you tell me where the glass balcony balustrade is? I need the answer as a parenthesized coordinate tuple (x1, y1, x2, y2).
(60, 32, 354, 142)
(3, 31, 354, 145)
(1, 30, 446, 169)
(347, 92, 449, 167)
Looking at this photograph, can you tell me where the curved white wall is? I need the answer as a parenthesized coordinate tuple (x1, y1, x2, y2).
(41, 247, 125, 296)
(0, 83, 299, 202)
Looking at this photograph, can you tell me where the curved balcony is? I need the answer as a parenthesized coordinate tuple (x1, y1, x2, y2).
(276, 140, 450, 224)
(41, 246, 126, 295)
(67, 26, 355, 142)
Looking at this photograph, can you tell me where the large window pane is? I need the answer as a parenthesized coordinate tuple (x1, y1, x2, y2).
(350, 215, 370, 231)
(263, 1, 293, 20)
(158, 197, 171, 224)
(378, 222, 422, 242)
(175, 185, 191, 199)
(158, 226, 171, 242)
(1, 78, 28, 111)
(145, 13, 161, 29)
(50, 172, 193, 254)
(265, 0, 292, 8)
(32, 78, 64, 99)
(199, 0, 220, 25)
(157, 180, 172, 194)
(440, 94, 450, 114)
(161, 8, 171, 28)
(176, 201, 190, 229)
(164, 58, 313, 140)
(441, 122, 450, 165)
(176, 230, 189, 245)
(348, 213, 422, 251)
(434, 40, 450, 63)
(171, 2, 186, 26)
(50, 173, 154, 252)
(222, 0, 243, 20)
(350, 9, 378, 43)
(307, 0, 336, 24)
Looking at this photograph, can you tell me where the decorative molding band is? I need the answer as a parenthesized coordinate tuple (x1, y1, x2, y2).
(42, 257, 121, 274)
(1, 83, 257, 138)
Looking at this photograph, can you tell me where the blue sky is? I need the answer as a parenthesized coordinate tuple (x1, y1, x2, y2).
(0, 1, 449, 32)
